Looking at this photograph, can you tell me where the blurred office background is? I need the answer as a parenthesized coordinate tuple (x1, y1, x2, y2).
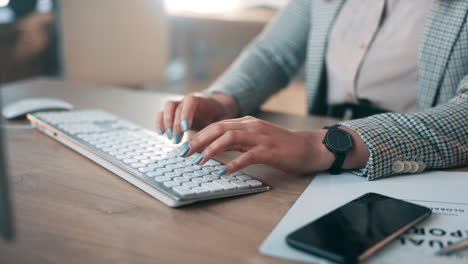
(0, 0, 305, 114)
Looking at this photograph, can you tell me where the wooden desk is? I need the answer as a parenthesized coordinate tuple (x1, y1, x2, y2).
(0, 79, 336, 264)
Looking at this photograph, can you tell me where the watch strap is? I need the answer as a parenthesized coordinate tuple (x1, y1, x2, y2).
(324, 124, 339, 130)
(329, 152, 346, 174)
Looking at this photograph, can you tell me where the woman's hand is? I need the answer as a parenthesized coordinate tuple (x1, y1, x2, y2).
(155, 93, 239, 144)
(178, 116, 337, 175)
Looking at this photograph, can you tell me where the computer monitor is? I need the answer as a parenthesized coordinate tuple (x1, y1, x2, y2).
(0, 95, 13, 241)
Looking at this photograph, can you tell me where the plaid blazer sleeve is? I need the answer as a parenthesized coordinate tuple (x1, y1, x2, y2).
(339, 78, 468, 180)
(204, 0, 310, 116)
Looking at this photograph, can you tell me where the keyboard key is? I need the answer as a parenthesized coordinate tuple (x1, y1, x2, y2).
(245, 180, 262, 187)
(171, 163, 186, 169)
(229, 171, 242, 176)
(194, 170, 208, 176)
(155, 176, 172, 182)
(115, 154, 131, 160)
(182, 160, 193, 166)
(118, 148, 132, 153)
(174, 156, 184, 161)
(141, 159, 156, 164)
(231, 180, 250, 189)
(102, 147, 116, 152)
(163, 181, 180, 188)
(138, 167, 155, 173)
(192, 186, 210, 195)
(147, 163, 164, 169)
(174, 168, 187, 174)
(125, 145, 137, 151)
(164, 172, 178, 178)
(182, 182, 199, 188)
(163, 153, 177, 159)
(236, 175, 252, 181)
(173, 186, 195, 197)
(220, 175, 236, 181)
(157, 160, 171, 166)
(165, 164, 179, 170)
(123, 159, 138, 164)
(146, 171, 164, 177)
(155, 168, 172, 174)
(201, 182, 223, 192)
(182, 172, 197, 179)
(180, 167, 194, 173)
(206, 159, 221, 166)
(186, 165, 200, 171)
(134, 148, 147, 153)
(213, 180, 237, 190)
(192, 177, 208, 184)
(202, 166, 217, 172)
(173, 177, 188, 183)
(130, 163, 145, 168)
(203, 175, 219, 181)
(162, 147, 174, 152)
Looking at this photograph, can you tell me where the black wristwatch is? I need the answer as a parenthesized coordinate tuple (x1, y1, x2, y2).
(322, 124, 353, 174)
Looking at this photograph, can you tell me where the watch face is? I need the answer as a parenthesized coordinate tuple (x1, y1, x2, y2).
(325, 129, 353, 153)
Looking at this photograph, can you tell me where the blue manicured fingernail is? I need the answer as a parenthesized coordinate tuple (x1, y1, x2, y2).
(193, 153, 204, 165)
(217, 167, 229, 175)
(167, 128, 173, 139)
(178, 143, 190, 157)
(157, 128, 164, 135)
(173, 132, 181, 144)
(181, 119, 190, 132)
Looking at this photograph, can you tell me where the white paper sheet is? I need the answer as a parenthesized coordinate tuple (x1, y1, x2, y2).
(259, 171, 468, 264)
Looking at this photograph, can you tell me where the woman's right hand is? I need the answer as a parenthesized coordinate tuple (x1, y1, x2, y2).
(155, 93, 239, 144)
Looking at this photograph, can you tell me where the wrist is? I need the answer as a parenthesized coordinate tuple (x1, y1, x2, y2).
(210, 93, 240, 120)
(297, 130, 335, 172)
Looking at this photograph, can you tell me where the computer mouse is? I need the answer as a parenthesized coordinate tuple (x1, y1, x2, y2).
(2, 97, 73, 120)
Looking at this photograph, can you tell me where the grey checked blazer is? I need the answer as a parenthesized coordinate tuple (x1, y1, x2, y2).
(206, 0, 468, 180)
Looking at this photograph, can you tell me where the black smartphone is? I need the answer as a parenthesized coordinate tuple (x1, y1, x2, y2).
(286, 193, 431, 264)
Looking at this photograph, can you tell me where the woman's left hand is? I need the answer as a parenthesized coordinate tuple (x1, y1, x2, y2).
(179, 116, 335, 175)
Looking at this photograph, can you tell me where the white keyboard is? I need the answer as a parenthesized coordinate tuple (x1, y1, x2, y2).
(27, 110, 269, 207)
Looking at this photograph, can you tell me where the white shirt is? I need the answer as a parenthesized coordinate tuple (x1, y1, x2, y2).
(326, 0, 432, 113)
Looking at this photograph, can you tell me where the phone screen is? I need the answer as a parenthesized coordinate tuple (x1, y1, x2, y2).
(286, 193, 431, 264)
